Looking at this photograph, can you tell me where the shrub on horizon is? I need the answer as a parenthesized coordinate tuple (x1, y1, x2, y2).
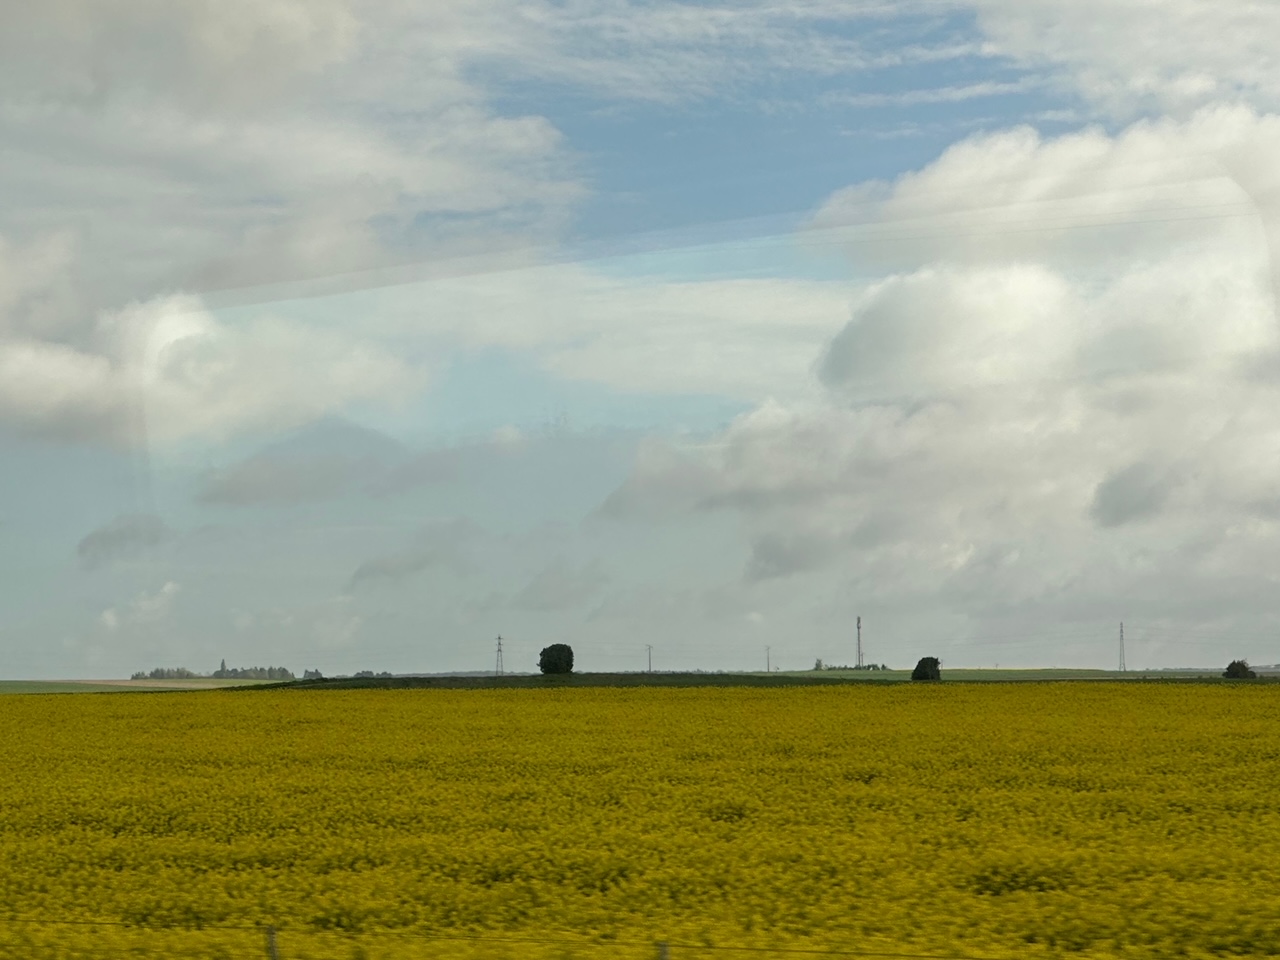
(1224, 659, 1257, 680)
(911, 657, 941, 681)
(539, 644, 574, 675)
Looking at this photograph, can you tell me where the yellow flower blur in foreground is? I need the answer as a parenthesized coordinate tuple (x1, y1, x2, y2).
(0, 684, 1278, 959)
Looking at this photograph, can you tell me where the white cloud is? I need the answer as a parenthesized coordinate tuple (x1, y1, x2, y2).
(0, 335, 124, 444)
(819, 264, 1078, 398)
(128, 296, 424, 446)
(0, 2, 592, 446)
(607, 349, 1280, 625)
(970, 0, 1280, 117)
(0, 267, 424, 446)
(0, 1, 582, 352)
(100, 581, 181, 634)
(604, 105, 1280, 650)
(131, 580, 181, 622)
(807, 105, 1280, 278)
(0, 0, 359, 113)
(0, 231, 82, 340)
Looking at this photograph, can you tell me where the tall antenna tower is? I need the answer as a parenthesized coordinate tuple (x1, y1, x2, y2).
(495, 635, 504, 676)
(1119, 622, 1125, 673)
(856, 615, 863, 670)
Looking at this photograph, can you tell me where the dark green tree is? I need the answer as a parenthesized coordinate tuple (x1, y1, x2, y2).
(911, 656, 941, 681)
(539, 643, 574, 675)
(1224, 659, 1257, 679)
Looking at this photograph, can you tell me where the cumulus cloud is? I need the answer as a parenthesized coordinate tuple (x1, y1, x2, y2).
(134, 296, 426, 445)
(818, 264, 1076, 398)
(0, 0, 359, 113)
(807, 105, 1280, 282)
(100, 581, 181, 633)
(605, 105, 1280, 642)
(971, 0, 1280, 117)
(0, 2, 587, 451)
(0, 276, 423, 447)
(77, 514, 172, 570)
(606, 366, 1280, 624)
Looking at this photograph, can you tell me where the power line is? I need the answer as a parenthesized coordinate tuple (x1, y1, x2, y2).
(801, 203, 1258, 248)
(199, 170, 1270, 309)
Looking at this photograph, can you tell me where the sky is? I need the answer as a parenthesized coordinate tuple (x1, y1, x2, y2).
(5, 0, 1280, 678)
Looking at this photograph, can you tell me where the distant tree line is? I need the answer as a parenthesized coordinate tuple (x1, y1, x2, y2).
(213, 660, 294, 680)
(131, 667, 201, 680)
(813, 660, 889, 671)
(132, 663, 323, 681)
(353, 670, 393, 679)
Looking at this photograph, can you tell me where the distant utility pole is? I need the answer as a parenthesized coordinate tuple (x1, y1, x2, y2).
(495, 635, 504, 677)
(766, 645, 771, 673)
(646, 644, 653, 673)
(856, 615, 863, 670)
(1119, 622, 1125, 673)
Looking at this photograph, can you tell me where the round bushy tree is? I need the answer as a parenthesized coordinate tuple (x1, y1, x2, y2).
(911, 656, 941, 681)
(539, 643, 574, 675)
(1224, 659, 1257, 679)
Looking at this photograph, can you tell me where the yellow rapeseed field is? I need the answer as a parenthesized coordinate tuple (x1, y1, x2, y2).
(1, 683, 1278, 960)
